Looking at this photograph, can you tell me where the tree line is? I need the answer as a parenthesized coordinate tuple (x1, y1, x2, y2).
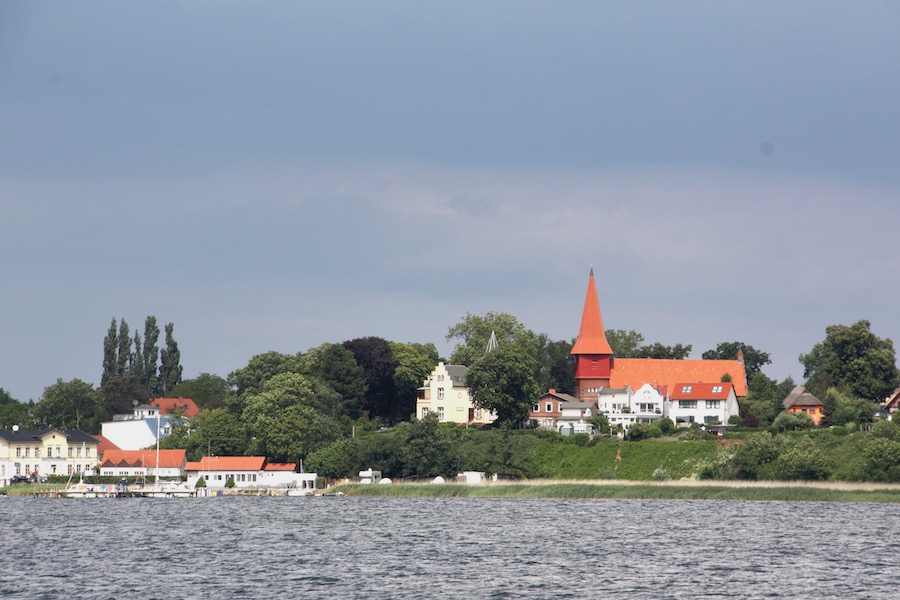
(2, 311, 897, 476)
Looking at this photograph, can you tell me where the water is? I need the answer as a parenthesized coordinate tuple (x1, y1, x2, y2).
(1, 496, 897, 599)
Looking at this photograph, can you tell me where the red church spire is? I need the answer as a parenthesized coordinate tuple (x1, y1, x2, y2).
(571, 268, 613, 356)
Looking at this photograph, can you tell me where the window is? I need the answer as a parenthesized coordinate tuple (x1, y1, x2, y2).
(86, 447, 91, 457)
(591, 359, 598, 371)
(437, 388, 445, 400)
(532, 404, 539, 412)
(678, 400, 697, 409)
(16, 447, 21, 458)
(422, 407, 429, 418)
(705, 400, 720, 409)
(546, 403, 553, 412)
(437, 407, 445, 420)
(681, 386, 692, 393)
(475, 409, 483, 420)
(76, 447, 82, 458)
(56, 446, 61, 457)
(68, 447, 73, 458)
(712, 385, 723, 393)
(36, 448, 41, 458)
(437, 374, 444, 381)
(24, 447, 30, 458)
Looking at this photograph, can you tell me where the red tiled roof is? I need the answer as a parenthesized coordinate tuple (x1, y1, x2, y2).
(100, 449, 187, 469)
(570, 269, 614, 356)
(93, 435, 120, 458)
(185, 461, 202, 472)
(198, 456, 266, 471)
(611, 358, 748, 397)
(151, 397, 200, 418)
(264, 463, 297, 472)
(670, 382, 734, 400)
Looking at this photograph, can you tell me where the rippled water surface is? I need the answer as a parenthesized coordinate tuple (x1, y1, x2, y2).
(1, 495, 898, 599)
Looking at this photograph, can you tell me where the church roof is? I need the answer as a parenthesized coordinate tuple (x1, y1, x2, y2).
(610, 358, 748, 397)
(570, 269, 613, 356)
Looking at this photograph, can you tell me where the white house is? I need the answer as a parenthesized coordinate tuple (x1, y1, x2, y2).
(597, 385, 668, 432)
(557, 401, 597, 434)
(186, 456, 316, 491)
(101, 412, 174, 451)
(0, 428, 99, 485)
(416, 362, 495, 425)
(667, 382, 739, 426)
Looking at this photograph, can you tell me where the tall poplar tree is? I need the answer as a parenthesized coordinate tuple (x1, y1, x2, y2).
(142, 316, 160, 395)
(159, 322, 183, 395)
(102, 318, 118, 384)
(131, 330, 143, 377)
(116, 319, 131, 376)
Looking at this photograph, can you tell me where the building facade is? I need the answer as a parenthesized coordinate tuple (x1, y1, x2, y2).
(0, 428, 100, 486)
(416, 362, 495, 425)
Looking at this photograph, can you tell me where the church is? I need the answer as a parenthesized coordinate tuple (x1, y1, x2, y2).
(571, 268, 747, 401)
(531, 269, 746, 432)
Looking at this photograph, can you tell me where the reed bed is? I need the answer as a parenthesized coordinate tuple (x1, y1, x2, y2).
(333, 480, 900, 503)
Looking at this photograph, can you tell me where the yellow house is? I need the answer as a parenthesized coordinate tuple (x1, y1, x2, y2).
(0, 428, 100, 486)
(416, 362, 496, 425)
(782, 386, 826, 426)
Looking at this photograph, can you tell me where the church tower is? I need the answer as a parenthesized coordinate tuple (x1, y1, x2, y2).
(571, 268, 614, 401)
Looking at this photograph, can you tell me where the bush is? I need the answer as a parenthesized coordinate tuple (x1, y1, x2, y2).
(656, 418, 676, 435)
(772, 411, 814, 432)
(225, 476, 236, 488)
(773, 437, 832, 480)
(652, 467, 671, 481)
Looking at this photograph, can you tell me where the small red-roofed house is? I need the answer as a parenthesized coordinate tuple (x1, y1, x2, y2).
(150, 397, 200, 418)
(668, 382, 739, 426)
(186, 456, 317, 491)
(99, 449, 187, 479)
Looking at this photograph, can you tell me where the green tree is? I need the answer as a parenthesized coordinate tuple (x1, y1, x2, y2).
(635, 342, 692, 359)
(605, 329, 692, 359)
(142, 316, 160, 394)
(243, 373, 341, 462)
(342, 337, 399, 423)
(466, 344, 541, 427)
(822, 387, 874, 426)
(102, 318, 118, 384)
(447, 312, 542, 368)
(605, 329, 646, 357)
(536, 338, 576, 394)
(116, 319, 131, 377)
(159, 322, 183, 396)
(745, 373, 794, 427)
(97, 375, 148, 425)
(389, 341, 437, 421)
(32, 379, 100, 431)
(800, 320, 899, 401)
(170, 373, 230, 410)
(702, 341, 771, 379)
(400, 413, 453, 477)
(0, 388, 30, 429)
(300, 343, 367, 419)
(228, 351, 300, 399)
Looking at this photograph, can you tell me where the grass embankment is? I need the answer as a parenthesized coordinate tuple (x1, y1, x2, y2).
(532, 438, 717, 479)
(332, 480, 900, 503)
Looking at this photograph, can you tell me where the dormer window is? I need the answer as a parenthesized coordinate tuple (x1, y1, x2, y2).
(712, 385, 723, 393)
(681, 386, 692, 393)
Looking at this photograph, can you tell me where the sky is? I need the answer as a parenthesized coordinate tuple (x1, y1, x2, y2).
(2, 1, 899, 402)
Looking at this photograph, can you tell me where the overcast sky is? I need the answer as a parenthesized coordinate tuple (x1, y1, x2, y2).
(2, 1, 899, 402)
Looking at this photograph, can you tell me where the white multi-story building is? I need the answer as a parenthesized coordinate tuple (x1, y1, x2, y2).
(667, 382, 739, 426)
(0, 428, 99, 485)
(416, 362, 495, 425)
